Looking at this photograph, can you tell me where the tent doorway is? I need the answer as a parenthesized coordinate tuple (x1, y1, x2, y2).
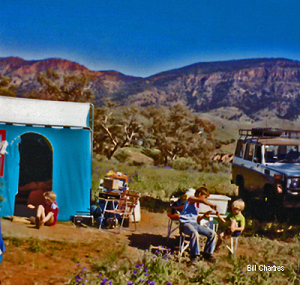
(14, 133, 53, 217)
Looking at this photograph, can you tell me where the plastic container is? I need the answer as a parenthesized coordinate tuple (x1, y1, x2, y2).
(129, 199, 141, 222)
(198, 194, 231, 215)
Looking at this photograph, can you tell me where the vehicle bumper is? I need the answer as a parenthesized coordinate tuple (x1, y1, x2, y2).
(283, 191, 300, 207)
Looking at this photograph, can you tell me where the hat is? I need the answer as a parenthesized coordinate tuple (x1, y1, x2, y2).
(185, 188, 196, 198)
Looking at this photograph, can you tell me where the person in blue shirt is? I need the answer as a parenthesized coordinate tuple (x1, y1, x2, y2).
(179, 186, 217, 264)
(0, 220, 5, 263)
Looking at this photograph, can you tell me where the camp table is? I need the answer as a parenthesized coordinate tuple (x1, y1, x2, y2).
(98, 191, 121, 228)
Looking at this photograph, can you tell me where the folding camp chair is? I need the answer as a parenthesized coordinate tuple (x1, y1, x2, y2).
(166, 197, 184, 241)
(167, 213, 180, 241)
(178, 223, 190, 256)
(178, 223, 207, 257)
(224, 235, 239, 255)
(104, 190, 140, 233)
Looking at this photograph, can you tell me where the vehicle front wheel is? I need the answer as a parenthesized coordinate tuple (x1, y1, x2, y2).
(263, 186, 283, 222)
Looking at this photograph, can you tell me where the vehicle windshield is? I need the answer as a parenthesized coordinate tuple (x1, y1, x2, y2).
(265, 145, 300, 163)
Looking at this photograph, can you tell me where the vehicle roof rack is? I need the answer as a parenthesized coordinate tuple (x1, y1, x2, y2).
(239, 128, 300, 140)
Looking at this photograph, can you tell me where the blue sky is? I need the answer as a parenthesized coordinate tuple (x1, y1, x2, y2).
(1, 0, 300, 77)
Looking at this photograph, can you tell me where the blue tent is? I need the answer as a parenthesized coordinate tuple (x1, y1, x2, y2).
(0, 96, 93, 221)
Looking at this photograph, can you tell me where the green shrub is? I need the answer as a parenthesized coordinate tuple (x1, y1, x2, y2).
(114, 149, 132, 163)
(71, 246, 185, 285)
(28, 239, 45, 253)
(169, 157, 197, 170)
(70, 237, 300, 284)
(205, 161, 231, 173)
(91, 158, 237, 203)
(4, 237, 23, 247)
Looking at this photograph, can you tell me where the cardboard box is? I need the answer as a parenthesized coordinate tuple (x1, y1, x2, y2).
(103, 178, 120, 190)
(107, 172, 128, 185)
(198, 194, 231, 215)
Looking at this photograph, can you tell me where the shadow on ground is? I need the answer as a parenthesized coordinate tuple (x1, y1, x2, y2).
(140, 196, 170, 213)
(128, 233, 179, 252)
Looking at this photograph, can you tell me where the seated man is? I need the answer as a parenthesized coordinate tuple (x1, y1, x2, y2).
(215, 199, 245, 251)
(179, 186, 217, 264)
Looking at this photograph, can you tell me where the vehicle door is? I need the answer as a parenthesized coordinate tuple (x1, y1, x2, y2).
(251, 144, 267, 193)
(243, 142, 263, 193)
(232, 140, 246, 181)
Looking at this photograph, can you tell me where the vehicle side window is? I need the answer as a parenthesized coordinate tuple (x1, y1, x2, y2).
(245, 143, 255, 161)
(265, 145, 277, 162)
(255, 145, 262, 163)
(235, 141, 245, 158)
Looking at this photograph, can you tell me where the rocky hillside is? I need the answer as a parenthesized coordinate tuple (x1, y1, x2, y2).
(0, 57, 138, 105)
(120, 58, 300, 120)
(2, 57, 300, 120)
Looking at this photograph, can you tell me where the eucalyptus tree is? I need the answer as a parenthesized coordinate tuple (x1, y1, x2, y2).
(142, 104, 216, 168)
(93, 101, 145, 159)
(29, 69, 95, 102)
(0, 76, 17, 97)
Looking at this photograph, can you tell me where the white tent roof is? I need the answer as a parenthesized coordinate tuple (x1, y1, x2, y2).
(0, 96, 91, 128)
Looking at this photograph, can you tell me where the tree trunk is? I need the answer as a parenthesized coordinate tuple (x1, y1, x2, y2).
(164, 155, 168, 166)
(107, 144, 119, 160)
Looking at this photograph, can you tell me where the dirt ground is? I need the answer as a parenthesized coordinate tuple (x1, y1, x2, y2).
(0, 210, 240, 285)
(0, 210, 177, 285)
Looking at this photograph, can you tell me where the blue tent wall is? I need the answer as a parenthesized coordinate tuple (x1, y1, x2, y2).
(0, 124, 92, 221)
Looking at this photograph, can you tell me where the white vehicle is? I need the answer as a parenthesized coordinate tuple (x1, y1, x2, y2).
(232, 128, 300, 219)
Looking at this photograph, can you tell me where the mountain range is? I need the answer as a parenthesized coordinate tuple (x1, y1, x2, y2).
(1, 56, 300, 120)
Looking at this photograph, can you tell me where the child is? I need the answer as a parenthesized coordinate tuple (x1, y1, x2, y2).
(215, 199, 245, 251)
(29, 191, 59, 229)
(179, 186, 217, 264)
